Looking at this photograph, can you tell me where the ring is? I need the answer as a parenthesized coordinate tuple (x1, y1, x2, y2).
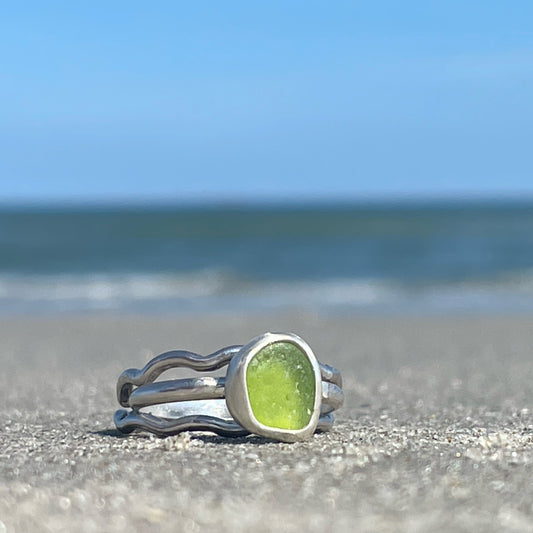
(114, 332, 343, 442)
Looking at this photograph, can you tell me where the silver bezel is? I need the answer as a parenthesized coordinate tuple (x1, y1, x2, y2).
(225, 332, 322, 442)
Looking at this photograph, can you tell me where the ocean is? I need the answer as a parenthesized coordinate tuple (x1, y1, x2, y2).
(1, 201, 533, 315)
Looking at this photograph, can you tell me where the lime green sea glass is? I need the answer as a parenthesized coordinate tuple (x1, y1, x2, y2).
(245, 341, 315, 430)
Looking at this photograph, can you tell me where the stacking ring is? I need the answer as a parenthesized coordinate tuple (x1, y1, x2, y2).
(114, 332, 343, 442)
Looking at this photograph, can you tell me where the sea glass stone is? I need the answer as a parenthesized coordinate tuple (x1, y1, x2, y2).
(245, 341, 315, 430)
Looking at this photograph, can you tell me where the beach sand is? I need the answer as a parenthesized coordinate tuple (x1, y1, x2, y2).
(0, 314, 532, 532)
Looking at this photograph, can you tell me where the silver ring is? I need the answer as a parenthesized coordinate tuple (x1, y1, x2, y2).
(114, 332, 343, 442)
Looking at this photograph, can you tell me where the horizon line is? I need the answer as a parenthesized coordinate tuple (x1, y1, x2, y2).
(1, 192, 533, 211)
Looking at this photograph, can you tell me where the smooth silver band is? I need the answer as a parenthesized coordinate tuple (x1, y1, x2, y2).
(115, 343, 343, 439)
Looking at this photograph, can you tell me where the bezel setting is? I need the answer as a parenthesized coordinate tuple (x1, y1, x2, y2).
(225, 332, 322, 442)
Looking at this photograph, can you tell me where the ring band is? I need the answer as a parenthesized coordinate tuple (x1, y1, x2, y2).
(114, 332, 343, 442)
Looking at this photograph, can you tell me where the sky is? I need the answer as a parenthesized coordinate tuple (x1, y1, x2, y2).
(1, 1, 532, 203)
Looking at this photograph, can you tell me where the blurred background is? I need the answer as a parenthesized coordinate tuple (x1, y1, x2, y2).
(1, 1, 533, 316)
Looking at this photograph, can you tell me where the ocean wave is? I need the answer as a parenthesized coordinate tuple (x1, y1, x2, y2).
(1, 271, 533, 315)
(0, 271, 231, 313)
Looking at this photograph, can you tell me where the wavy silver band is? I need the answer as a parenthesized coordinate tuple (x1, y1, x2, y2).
(115, 335, 343, 441)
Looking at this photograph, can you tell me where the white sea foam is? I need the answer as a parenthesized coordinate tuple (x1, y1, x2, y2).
(1, 271, 533, 315)
(0, 272, 229, 313)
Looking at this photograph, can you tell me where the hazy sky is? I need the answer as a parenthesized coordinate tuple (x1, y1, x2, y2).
(1, 1, 532, 202)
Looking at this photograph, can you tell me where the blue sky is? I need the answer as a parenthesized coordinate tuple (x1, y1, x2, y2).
(1, 1, 532, 203)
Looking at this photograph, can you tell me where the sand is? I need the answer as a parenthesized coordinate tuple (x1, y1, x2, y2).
(0, 314, 532, 532)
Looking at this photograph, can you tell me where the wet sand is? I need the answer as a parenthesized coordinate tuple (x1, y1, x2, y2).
(0, 314, 532, 532)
